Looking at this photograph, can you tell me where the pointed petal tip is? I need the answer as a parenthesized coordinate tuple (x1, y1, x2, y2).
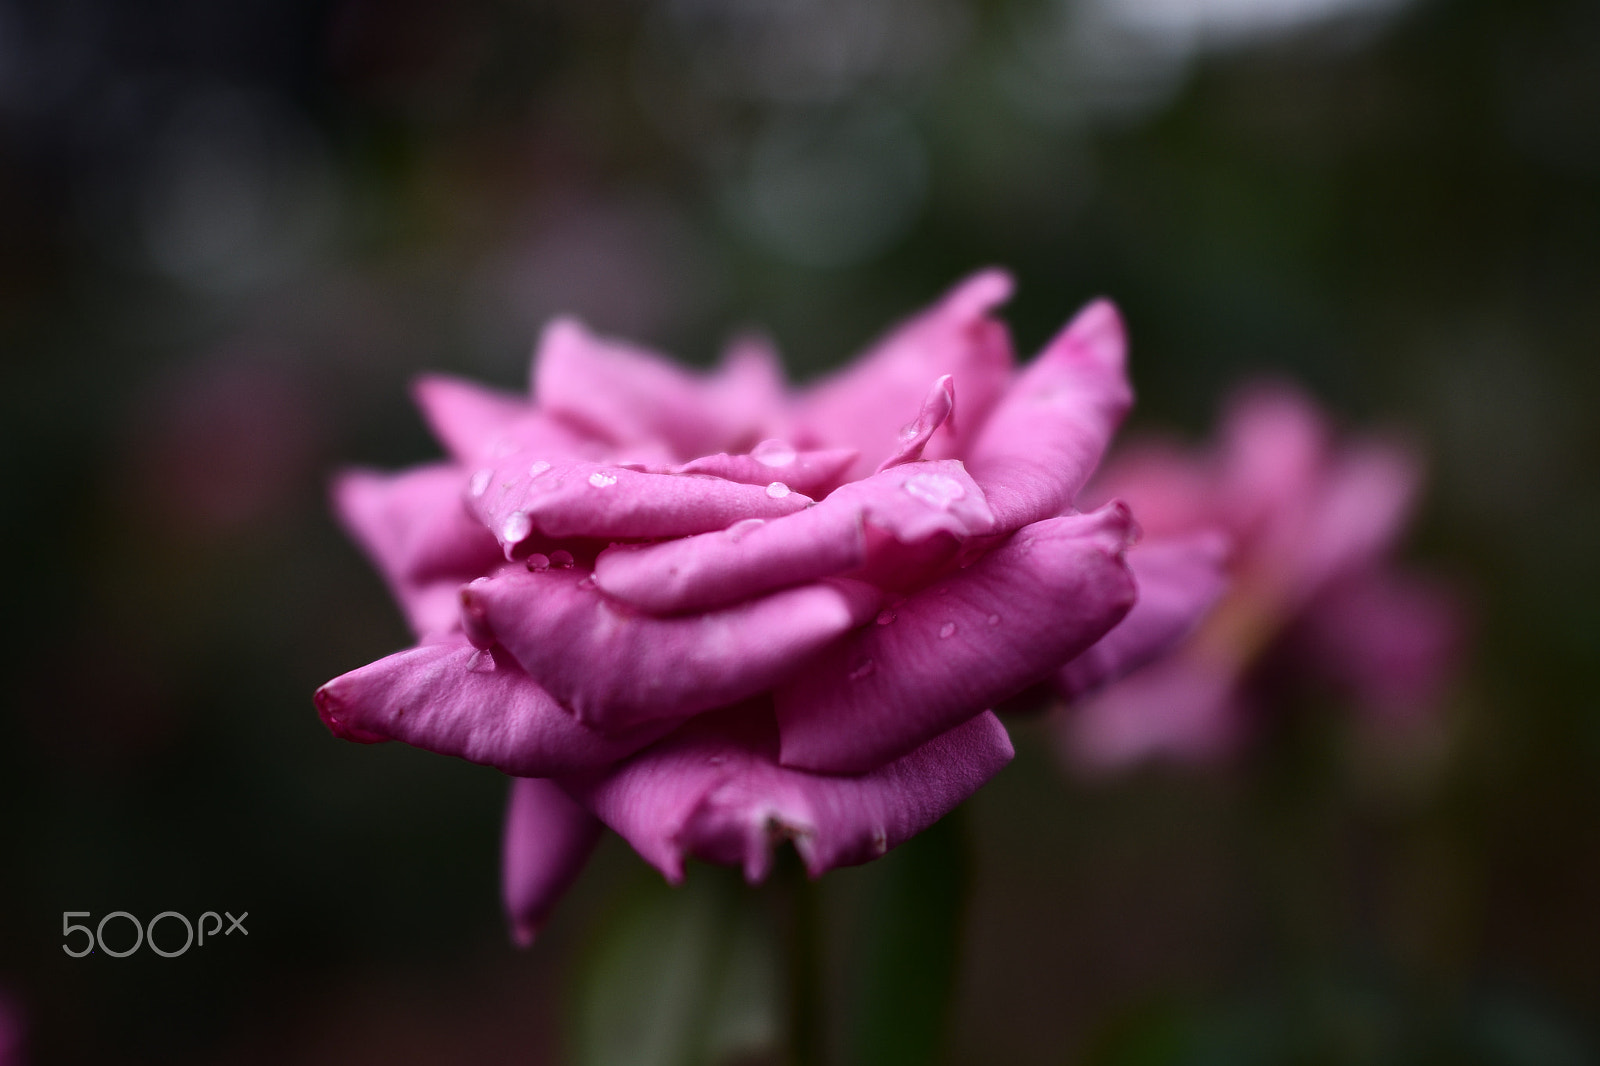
(947, 268, 1015, 318)
(1061, 298, 1128, 368)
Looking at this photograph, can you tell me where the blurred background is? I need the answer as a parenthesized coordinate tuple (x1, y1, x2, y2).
(2, 0, 1598, 1062)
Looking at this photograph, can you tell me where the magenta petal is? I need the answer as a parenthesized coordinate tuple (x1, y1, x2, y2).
(466, 456, 813, 550)
(332, 464, 503, 636)
(776, 504, 1138, 773)
(1295, 442, 1421, 598)
(674, 444, 858, 498)
(1301, 570, 1463, 718)
(796, 271, 1016, 482)
(463, 570, 883, 730)
(592, 459, 995, 614)
(967, 299, 1134, 532)
(412, 374, 533, 462)
(502, 777, 602, 946)
(314, 637, 671, 775)
(562, 708, 1013, 883)
(535, 317, 769, 459)
(1057, 531, 1231, 700)
(1062, 654, 1246, 770)
(705, 333, 796, 444)
(875, 375, 956, 473)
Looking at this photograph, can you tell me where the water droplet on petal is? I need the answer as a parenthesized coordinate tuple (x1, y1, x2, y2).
(549, 549, 575, 570)
(848, 659, 876, 681)
(871, 828, 888, 855)
(501, 511, 531, 543)
(588, 471, 617, 488)
(876, 610, 897, 626)
(752, 439, 797, 467)
(469, 469, 492, 497)
(903, 471, 966, 510)
(528, 460, 552, 478)
(939, 621, 957, 639)
(765, 481, 791, 499)
(525, 553, 551, 572)
(576, 574, 597, 590)
(986, 613, 1001, 626)
(726, 517, 766, 542)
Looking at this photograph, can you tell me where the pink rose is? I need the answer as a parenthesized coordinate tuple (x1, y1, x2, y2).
(1059, 383, 1463, 768)
(316, 271, 1193, 943)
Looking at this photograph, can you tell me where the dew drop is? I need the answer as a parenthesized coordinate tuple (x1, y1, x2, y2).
(986, 613, 1001, 627)
(528, 460, 552, 478)
(525, 552, 551, 572)
(903, 471, 967, 510)
(939, 621, 957, 639)
(549, 549, 575, 570)
(588, 471, 617, 488)
(576, 574, 598, 590)
(752, 439, 797, 467)
(501, 511, 531, 544)
(726, 517, 766, 542)
(848, 659, 876, 681)
(871, 828, 888, 855)
(876, 610, 897, 626)
(469, 469, 492, 497)
(765, 481, 791, 499)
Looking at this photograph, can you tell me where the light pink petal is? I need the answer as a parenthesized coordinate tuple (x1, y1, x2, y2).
(561, 708, 1013, 883)
(462, 570, 883, 730)
(314, 637, 671, 776)
(1060, 653, 1246, 771)
(1294, 442, 1422, 600)
(593, 459, 995, 613)
(1216, 383, 1330, 549)
(1078, 439, 1219, 539)
(1300, 570, 1463, 721)
(411, 373, 532, 463)
(465, 456, 813, 551)
(966, 299, 1135, 533)
(332, 465, 503, 636)
(875, 375, 956, 473)
(502, 777, 602, 946)
(1057, 531, 1231, 700)
(796, 271, 1016, 481)
(673, 443, 858, 498)
(776, 504, 1137, 773)
(705, 332, 796, 444)
(535, 317, 769, 459)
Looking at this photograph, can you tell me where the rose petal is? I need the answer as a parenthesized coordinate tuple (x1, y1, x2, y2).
(1060, 653, 1246, 771)
(314, 637, 671, 776)
(875, 375, 956, 473)
(673, 444, 858, 498)
(1294, 442, 1421, 600)
(561, 707, 1014, 883)
(592, 459, 995, 613)
(535, 317, 773, 459)
(705, 332, 796, 445)
(1057, 531, 1231, 700)
(466, 457, 813, 552)
(412, 373, 533, 463)
(502, 777, 602, 946)
(1299, 570, 1463, 719)
(796, 271, 1016, 482)
(462, 570, 883, 730)
(776, 504, 1138, 773)
(332, 464, 503, 636)
(966, 298, 1134, 532)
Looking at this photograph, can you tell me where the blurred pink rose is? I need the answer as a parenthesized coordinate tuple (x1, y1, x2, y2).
(316, 271, 1213, 942)
(1059, 383, 1463, 769)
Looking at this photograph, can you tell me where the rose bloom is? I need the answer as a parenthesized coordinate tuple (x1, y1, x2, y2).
(315, 271, 1216, 942)
(1058, 383, 1462, 769)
